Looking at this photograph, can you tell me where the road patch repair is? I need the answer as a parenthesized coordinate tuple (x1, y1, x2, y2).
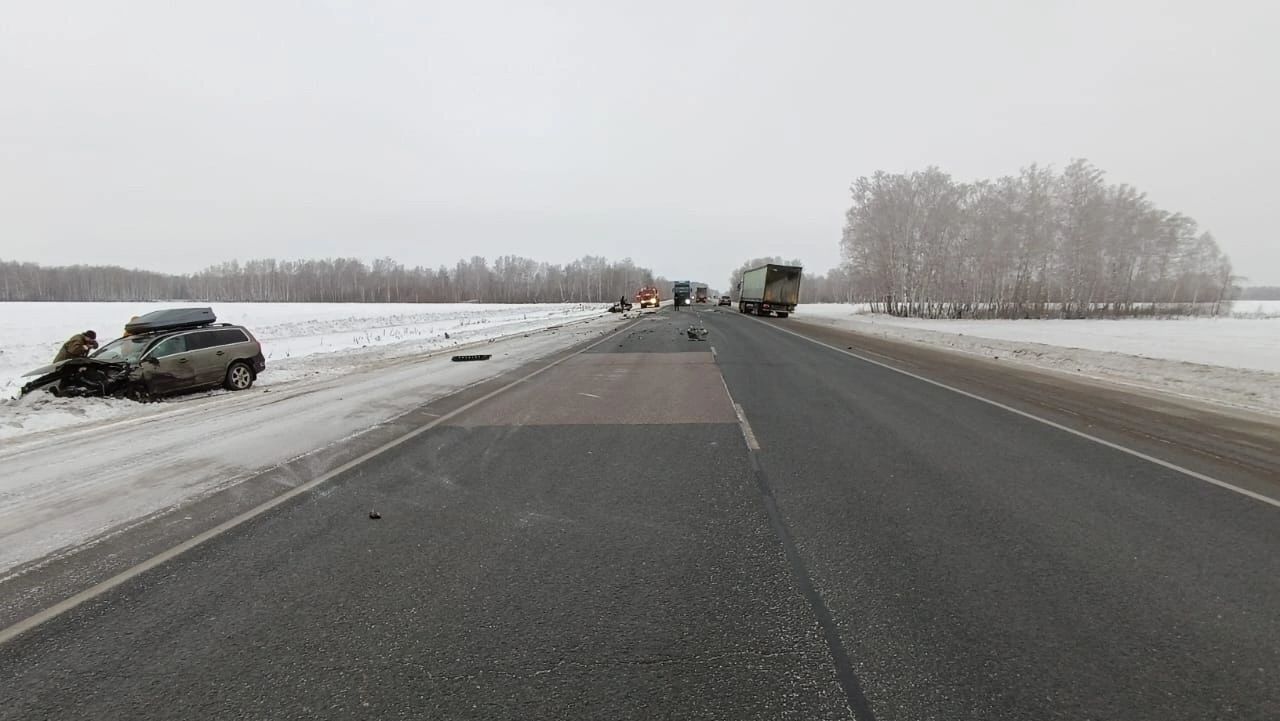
(448, 352, 734, 427)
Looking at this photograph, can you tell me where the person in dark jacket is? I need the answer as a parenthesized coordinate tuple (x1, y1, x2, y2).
(53, 330, 98, 363)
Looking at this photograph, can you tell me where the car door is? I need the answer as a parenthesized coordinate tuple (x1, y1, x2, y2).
(177, 329, 218, 387)
(190, 328, 251, 386)
(141, 334, 197, 394)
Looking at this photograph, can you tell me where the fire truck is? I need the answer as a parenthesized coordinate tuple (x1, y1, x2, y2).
(633, 286, 661, 309)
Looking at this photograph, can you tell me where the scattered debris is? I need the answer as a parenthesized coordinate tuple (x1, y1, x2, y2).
(686, 327, 710, 341)
(369, 510, 382, 520)
(451, 354, 492, 362)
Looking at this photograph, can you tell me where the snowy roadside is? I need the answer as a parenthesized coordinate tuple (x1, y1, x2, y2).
(0, 310, 634, 575)
(795, 304, 1280, 416)
(0, 302, 607, 440)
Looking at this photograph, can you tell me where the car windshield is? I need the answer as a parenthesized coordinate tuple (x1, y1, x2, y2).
(91, 336, 152, 363)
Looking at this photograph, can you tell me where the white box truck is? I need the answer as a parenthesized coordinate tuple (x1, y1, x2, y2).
(737, 264, 802, 317)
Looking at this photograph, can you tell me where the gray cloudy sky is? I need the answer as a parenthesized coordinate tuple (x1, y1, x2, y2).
(2, 0, 1277, 287)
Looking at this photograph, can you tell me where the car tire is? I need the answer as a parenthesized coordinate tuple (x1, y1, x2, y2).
(224, 361, 255, 391)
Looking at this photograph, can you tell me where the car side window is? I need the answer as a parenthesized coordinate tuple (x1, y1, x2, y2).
(150, 335, 188, 357)
(184, 331, 219, 352)
(210, 329, 249, 346)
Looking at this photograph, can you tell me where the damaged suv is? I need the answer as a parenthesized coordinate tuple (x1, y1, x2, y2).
(21, 308, 267, 399)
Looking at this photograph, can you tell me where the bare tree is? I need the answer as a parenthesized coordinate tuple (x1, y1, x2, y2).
(839, 160, 1234, 318)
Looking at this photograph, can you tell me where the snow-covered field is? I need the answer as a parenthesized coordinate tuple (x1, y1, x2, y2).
(0, 302, 607, 437)
(0, 306, 630, 574)
(1230, 300, 1280, 318)
(797, 303, 1280, 414)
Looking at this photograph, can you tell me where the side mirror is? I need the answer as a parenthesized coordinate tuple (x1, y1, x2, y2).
(145, 356, 160, 366)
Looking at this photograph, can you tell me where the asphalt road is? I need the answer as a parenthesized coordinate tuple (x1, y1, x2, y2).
(1, 305, 1277, 720)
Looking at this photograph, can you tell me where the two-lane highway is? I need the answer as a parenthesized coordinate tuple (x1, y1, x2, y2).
(1, 306, 1277, 719)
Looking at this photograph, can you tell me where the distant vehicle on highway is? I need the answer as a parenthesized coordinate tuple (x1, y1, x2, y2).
(672, 281, 692, 308)
(694, 285, 709, 303)
(737, 264, 802, 317)
(22, 308, 266, 399)
(634, 286, 661, 309)
(718, 295, 732, 306)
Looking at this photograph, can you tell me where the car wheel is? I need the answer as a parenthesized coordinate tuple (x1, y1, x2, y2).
(224, 362, 254, 391)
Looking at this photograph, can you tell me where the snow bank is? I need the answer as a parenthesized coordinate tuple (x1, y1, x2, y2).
(0, 302, 608, 439)
(796, 304, 1280, 414)
(799, 305, 1280, 373)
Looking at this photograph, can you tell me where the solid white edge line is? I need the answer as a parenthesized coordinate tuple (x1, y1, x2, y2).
(751, 315, 1280, 510)
(733, 403, 762, 450)
(717, 372, 760, 451)
(0, 318, 639, 646)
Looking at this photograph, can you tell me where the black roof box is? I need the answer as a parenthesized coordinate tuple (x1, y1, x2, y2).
(125, 307, 217, 335)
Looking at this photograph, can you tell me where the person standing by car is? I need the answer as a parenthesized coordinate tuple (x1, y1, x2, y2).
(53, 330, 99, 362)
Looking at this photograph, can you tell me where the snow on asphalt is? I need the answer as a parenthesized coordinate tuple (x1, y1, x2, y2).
(798, 303, 1280, 414)
(0, 309, 631, 575)
(0, 302, 606, 439)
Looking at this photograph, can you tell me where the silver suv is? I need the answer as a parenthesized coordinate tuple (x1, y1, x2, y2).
(23, 309, 267, 399)
(94, 325, 266, 396)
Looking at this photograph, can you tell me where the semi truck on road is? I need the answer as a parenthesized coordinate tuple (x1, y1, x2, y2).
(737, 264, 802, 317)
(672, 281, 692, 309)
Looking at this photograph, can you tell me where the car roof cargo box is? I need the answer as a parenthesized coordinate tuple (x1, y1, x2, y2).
(124, 307, 216, 335)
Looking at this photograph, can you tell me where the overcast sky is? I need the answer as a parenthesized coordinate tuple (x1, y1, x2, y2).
(2, 0, 1277, 288)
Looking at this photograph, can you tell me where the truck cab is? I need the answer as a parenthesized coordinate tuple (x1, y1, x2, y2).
(634, 286, 661, 309)
(672, 281, 693, 308)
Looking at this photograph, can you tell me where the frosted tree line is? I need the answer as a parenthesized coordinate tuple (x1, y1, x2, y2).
(0, 255, 666, 304)
(841, 160, 1237, 318)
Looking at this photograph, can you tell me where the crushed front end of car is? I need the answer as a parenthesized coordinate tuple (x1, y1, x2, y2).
(20, 358, 143, 399)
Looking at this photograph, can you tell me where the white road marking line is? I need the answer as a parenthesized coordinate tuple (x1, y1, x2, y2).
(754, 317, 1280, 510)
(0, 318, 643, 647)
(717, 373, 760, 450)
(577, 392, 602, 399)
(733, 403, 761, 450)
